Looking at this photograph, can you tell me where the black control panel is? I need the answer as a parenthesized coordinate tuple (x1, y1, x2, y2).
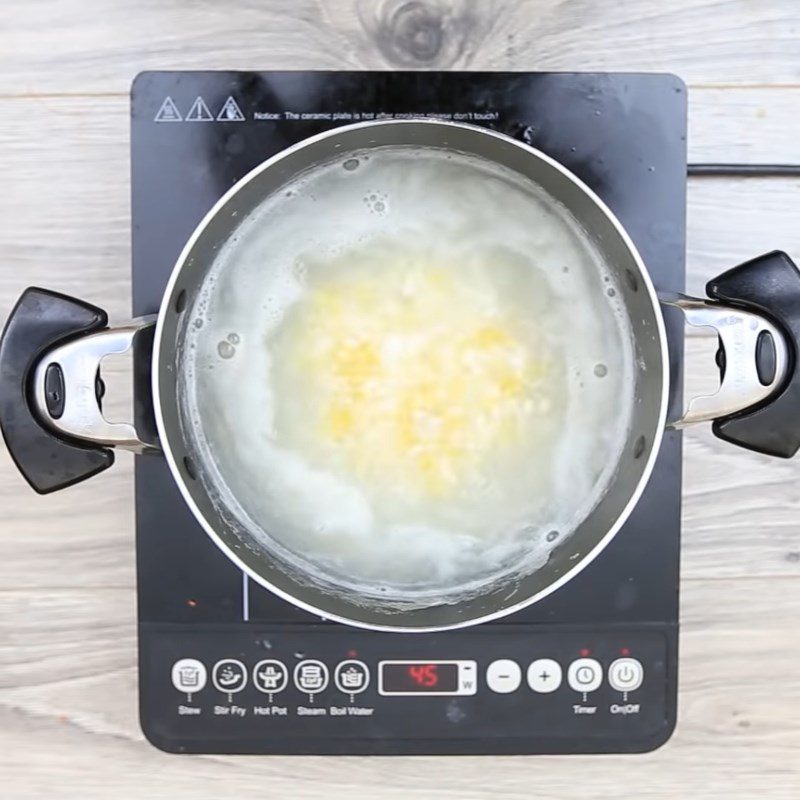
(140, 624, 675, 754)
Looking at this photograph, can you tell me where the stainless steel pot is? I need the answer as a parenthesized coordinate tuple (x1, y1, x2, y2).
(3, 120, 800, 631)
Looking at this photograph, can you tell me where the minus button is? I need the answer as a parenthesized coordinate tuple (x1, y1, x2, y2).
(486, 659, 522, 693)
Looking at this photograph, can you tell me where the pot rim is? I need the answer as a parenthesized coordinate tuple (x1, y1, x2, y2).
(151, 118, 670, 632)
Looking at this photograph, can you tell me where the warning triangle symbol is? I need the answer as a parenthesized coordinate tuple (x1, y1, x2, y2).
(154, 96, 182, 123)
(217, 96, 245, 122)
(186, 96, 214, 122)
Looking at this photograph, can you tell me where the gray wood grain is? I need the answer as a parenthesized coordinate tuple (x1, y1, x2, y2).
(1, 1, 800, 796)
(1, 0, 799, 94)
(690, 87, 800, 162)
(686, 178, 800, 296)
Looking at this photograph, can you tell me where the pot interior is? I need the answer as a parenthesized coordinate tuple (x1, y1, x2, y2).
(154, 120, 667, 630)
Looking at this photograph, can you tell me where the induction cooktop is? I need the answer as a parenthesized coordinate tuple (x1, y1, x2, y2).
(131, 71, 686, 754)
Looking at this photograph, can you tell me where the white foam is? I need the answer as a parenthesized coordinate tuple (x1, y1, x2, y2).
(179, 146, 635, 604)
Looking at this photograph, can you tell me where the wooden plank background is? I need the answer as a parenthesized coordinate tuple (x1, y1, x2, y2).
(1, 1, 799, 797)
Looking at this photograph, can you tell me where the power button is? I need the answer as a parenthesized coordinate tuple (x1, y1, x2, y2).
(608, 658, 644, 693)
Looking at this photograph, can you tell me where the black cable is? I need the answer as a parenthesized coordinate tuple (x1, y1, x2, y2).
(688, 163, 800, 177)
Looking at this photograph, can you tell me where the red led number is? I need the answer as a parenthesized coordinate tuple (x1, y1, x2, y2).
(408, 664, 439, 687)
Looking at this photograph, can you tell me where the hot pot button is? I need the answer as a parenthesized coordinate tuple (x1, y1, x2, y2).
(486, 659, 522, 693)
(608, 658, 644, 693)
(567, 658, 603, 693)
(253, 659, 289, 695)
(294, 660, 329, 694)
(527, 659, 563, 693)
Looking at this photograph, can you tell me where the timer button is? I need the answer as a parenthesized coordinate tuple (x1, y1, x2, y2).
(608, 658, 644, 693)
(567, 658, 603, 693)
(486, 659, 522, 693)
(527, 659, 563, 693)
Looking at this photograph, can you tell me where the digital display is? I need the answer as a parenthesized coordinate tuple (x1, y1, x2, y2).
(380, 662, 460, 693)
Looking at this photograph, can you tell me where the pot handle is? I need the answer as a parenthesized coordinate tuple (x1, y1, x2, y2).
(0, 287, 158, 494)
(665, 250, 800, 457)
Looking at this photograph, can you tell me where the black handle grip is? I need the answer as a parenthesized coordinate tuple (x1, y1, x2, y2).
(0, 288, 115, 493)
(707, 251, 800, 457)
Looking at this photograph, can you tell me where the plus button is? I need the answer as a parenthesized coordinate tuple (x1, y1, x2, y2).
(527, 659, 563, 693)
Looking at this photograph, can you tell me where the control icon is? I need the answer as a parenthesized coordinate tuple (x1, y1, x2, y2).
(567, 658, 603, 697)
(253, 659, 289, 697)
(171, 658, 207, 700)
(608, 657, 643, 696)
(527, 659, 563, 693)
(334, 660, 370, 697)
(294, 660, 329, 697)
(486, 659, 522, 693)
(212, 659, 248, 700)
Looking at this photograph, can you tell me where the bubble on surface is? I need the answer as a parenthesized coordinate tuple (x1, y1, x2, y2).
(217, 340, 236, 359)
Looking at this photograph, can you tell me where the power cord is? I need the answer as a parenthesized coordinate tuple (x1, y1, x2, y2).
(688, 163, 800, 177)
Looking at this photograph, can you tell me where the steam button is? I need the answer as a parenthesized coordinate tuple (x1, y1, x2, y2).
(294, 660, 329, 694)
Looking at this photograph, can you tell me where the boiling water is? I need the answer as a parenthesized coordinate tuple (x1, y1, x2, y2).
(180, 146, 635, 603)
